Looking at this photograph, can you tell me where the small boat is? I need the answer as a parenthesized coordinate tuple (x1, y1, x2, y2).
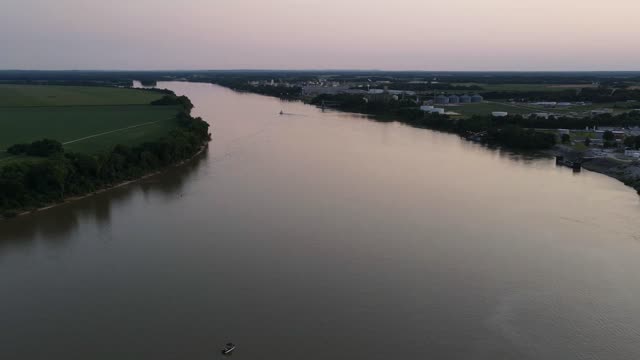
(221, 342, 236, 355)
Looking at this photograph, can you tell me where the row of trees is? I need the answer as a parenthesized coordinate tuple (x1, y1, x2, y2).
(310, 94, 558, 150)
(0, 98, 210, 217)
(7, 139, 63, 157)
(207, 79, 303, 99)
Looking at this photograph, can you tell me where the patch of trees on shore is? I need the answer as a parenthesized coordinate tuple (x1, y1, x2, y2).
(201, 79, 303, 100)
(151, 94, 194, 110)
(0, 96, 210, 217)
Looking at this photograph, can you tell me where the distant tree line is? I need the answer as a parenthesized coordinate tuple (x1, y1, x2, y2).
(2, 70, 640, 89)
(365, 82, 484, 92)
(140, 80, 157, 86)
(208, 79, 303, 100)
(0, 95, 210, 217)
(0, 79, 134, 87)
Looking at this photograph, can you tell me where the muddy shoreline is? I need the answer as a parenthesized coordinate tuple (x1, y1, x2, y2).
(546, 145, 640, 194)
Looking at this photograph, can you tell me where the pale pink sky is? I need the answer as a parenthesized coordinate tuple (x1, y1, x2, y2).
(1, 0, 639, 70)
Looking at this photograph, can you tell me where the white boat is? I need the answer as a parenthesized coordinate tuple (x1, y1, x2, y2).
(221, 342, 236, 355)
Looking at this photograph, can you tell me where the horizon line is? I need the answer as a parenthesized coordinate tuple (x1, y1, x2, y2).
(2, 69, 640, 73)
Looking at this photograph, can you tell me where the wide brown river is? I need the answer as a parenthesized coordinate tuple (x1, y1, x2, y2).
(2, 82, 640, 360)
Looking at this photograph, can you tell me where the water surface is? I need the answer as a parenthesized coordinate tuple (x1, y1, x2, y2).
(2, 82, 640, 360)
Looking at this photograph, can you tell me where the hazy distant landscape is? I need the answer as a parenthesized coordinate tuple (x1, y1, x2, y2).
(8, 70, 639, 194)
(2, 0, 640, 359)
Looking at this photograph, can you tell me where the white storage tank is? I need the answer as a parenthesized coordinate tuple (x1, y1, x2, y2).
(459, 95, 471, 103)
(435, 95, 450, 104)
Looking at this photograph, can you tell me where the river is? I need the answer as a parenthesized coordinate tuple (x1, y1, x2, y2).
(2, 81, 640, 360)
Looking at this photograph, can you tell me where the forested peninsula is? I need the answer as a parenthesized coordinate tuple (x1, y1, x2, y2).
(0, 93, 210, 218)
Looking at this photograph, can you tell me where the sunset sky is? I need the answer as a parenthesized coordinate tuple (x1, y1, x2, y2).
(2, 0, 639, 70)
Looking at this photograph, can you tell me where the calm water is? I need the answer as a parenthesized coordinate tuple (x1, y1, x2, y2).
(2, 82, 640, 360)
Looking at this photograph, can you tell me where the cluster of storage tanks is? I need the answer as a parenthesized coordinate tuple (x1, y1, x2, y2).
(435, 94, 483, 104)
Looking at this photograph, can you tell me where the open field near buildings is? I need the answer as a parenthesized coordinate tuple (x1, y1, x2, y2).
(451, 83, 596, 92)
(0, 84, 163, 107)
(445, 102, 537, 117)
(547, 84, 599, 89)
(443, 100, 637, 118)
(519, 102, 631, 115)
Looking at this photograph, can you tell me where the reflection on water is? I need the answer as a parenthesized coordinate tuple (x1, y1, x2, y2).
(2, 82, 640, 360)
(0, 150, 207, 254)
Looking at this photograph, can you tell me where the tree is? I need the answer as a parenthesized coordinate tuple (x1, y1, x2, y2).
(603, 130, 616, 148)
(603, 130, 615, 142)
(561, 133, 571, 144)
(624, 136, 636, 149)
(624, 135, 640, 150)
(7, 139, 63, 157)
(7, 143, 29, 155)
(584, 137, 591, 147)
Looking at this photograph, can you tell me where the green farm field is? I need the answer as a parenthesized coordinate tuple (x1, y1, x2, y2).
(0, 85, 184, 161)
(0, 84, 163, 107)
(0, 105, 181, 156)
